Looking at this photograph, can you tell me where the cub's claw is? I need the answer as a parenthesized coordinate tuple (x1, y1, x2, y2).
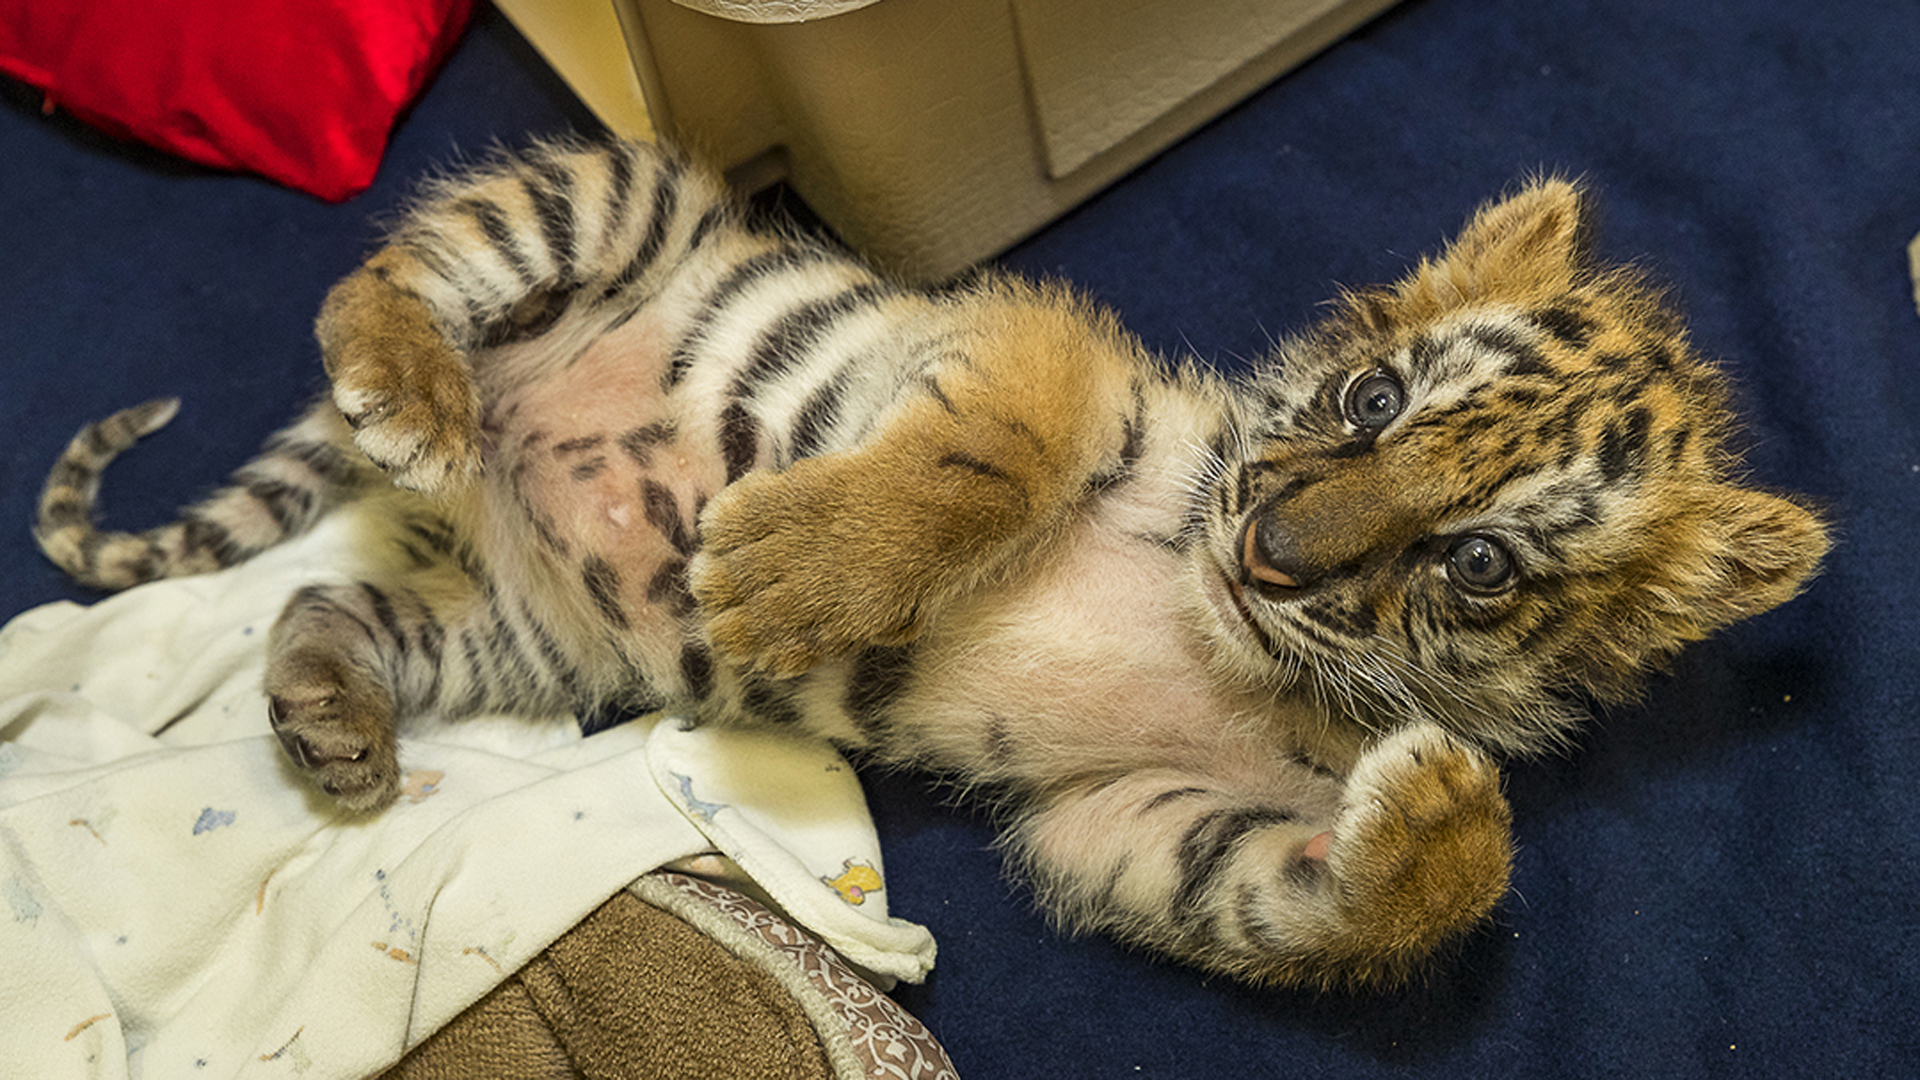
(264, 652, 402, 812)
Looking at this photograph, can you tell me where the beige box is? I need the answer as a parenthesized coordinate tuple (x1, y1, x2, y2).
(498, 0, 1399, 280)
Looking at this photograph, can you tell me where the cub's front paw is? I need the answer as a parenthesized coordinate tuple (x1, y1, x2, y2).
(264, 648, 402, 812)
(690, 462, 923, 677)
(1318, 724, 1512, 966)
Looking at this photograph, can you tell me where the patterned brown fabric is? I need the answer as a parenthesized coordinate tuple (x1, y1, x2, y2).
(642, 873, 960, 1080)
(383, 872, 957, 1080)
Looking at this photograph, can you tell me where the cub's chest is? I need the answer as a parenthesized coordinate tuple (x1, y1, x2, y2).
(910, 497, 1266, 760)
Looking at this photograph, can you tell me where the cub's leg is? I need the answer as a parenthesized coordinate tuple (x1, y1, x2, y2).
(263, 562, 606, 810)
(692, 283, 1149, 675)
(316, 140, 730, 493)
(1011, 724, 1512, 989)
(264, 588, 404, 810)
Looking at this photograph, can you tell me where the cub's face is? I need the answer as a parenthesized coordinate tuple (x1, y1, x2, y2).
(1195, 181, 1829, 753)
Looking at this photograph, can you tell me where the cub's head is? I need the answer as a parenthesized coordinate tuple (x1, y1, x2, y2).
(1199, 180, 1829, 753)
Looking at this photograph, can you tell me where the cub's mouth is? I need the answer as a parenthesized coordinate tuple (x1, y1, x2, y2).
(1217, 571, 1281, 657)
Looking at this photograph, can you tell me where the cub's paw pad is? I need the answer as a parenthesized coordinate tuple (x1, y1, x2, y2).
(264, 682, 401, 813)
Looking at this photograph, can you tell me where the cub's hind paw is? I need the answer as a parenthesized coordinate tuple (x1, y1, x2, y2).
(265, 651, 401, 812)
(331, 366, 480, 495)
(319, 261, 480, 494)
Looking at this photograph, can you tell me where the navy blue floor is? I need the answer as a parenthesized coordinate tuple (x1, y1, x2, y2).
(4, 1, 1915, 1076)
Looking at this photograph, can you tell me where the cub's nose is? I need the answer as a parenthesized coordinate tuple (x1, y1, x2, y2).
(1243, 517, 1307, 591)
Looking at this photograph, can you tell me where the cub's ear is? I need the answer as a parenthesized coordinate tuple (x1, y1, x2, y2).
(1569, 483, 1829, 702)
(1650, 483, 1832, 642)
(1404, 178, 1596, 307)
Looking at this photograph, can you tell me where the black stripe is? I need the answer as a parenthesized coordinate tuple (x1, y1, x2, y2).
(921, 374, 958, 415)
(1295, 598, 1377, 640)
(462, 197, 537, 287)
(554, 433, 605, 455)
(360, 582, 407, 650)
(1598, 405, 1653, 482)
(679, 640, 715, 699)
(517, 598, 586, 702)
(641, 480, 697, 557)
(481, 588, 540, 695)
(845, 644, 915, 741)
(524, 160, 577, 282)
(728, 283, 890, 400)
(789, 368, 851, 460)
(396, 240, 486, 335)
(241, 477, 315, 535)
(647, 558, 695, 617)
(1533, 303, 1595, 348)
(44, 457, 93, 496)
(603, 157, 681, 298)
(403, 516, 457, 557)
(619, 421, 675, 466)
(1471, 325, 1553, 379)
(82, 421, 119, 459)
(937, 451, 1012, 483)
(601, 142, 639, 246)
(1406, 332, 1444, 376)
(181, 515, 247, 567)
(741, 675, 805, 726)
(720, 403, 760, 484)
(1140, 786, 1210, 814)
(687, 203, 728, 252)
(581, 555, 629, 629)
(1172, 805, 1298, 914)
(38, 491, 90, 531)
(1088, 391, 1147, 495)
(664, 246, 833, 388)
(456, 626, 491, 712)
(410, 592, 446, 710)
(272, 436, 362, 489)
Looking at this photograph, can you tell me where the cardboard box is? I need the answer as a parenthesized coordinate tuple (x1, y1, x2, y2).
(499, 0, 1399, 279)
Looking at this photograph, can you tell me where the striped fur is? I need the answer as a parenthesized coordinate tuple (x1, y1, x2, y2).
(35, 141, 1828, 989)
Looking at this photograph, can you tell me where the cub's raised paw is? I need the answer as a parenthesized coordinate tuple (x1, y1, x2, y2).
(318, 263, 480, 494)
(690, 460, 925, 677)
(329, 348, 480, 494)
(264, 649, 402, 812)
(1316, 723, 1512, 971)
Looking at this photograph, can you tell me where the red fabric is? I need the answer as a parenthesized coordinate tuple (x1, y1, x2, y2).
(0, 0, 473, 201)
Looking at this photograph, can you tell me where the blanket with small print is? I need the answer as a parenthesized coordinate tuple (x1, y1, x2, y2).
(0, 503, 935, 1080)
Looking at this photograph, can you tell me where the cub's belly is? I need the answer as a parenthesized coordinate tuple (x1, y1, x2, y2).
(481, 314, 726, 649)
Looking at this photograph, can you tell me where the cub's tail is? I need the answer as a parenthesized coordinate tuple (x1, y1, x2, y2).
(35, 397, 377, 591)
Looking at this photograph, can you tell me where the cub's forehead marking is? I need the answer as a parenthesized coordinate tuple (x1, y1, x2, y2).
(1400, 306, 1548, 385)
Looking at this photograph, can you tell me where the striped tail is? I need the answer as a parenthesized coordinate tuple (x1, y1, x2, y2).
(34, 397, 377, 591)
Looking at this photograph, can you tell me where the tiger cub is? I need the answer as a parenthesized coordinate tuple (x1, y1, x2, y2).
(35, 139, 1828, 989)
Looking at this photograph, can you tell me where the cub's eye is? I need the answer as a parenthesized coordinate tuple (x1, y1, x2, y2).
(1344, 369, 1406, 432)
(1447, 535, 1515, 593)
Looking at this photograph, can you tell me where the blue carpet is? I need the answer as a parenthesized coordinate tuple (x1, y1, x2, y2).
(3, 2, 1914, 1076)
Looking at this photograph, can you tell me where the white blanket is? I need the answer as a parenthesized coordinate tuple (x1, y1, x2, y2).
(0, 505, 935, 1079)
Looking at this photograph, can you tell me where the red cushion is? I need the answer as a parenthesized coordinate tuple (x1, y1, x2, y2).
(0, 0, 473, 201)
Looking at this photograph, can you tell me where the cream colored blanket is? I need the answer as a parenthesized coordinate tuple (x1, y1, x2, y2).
(0, 503, 934, 1080)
